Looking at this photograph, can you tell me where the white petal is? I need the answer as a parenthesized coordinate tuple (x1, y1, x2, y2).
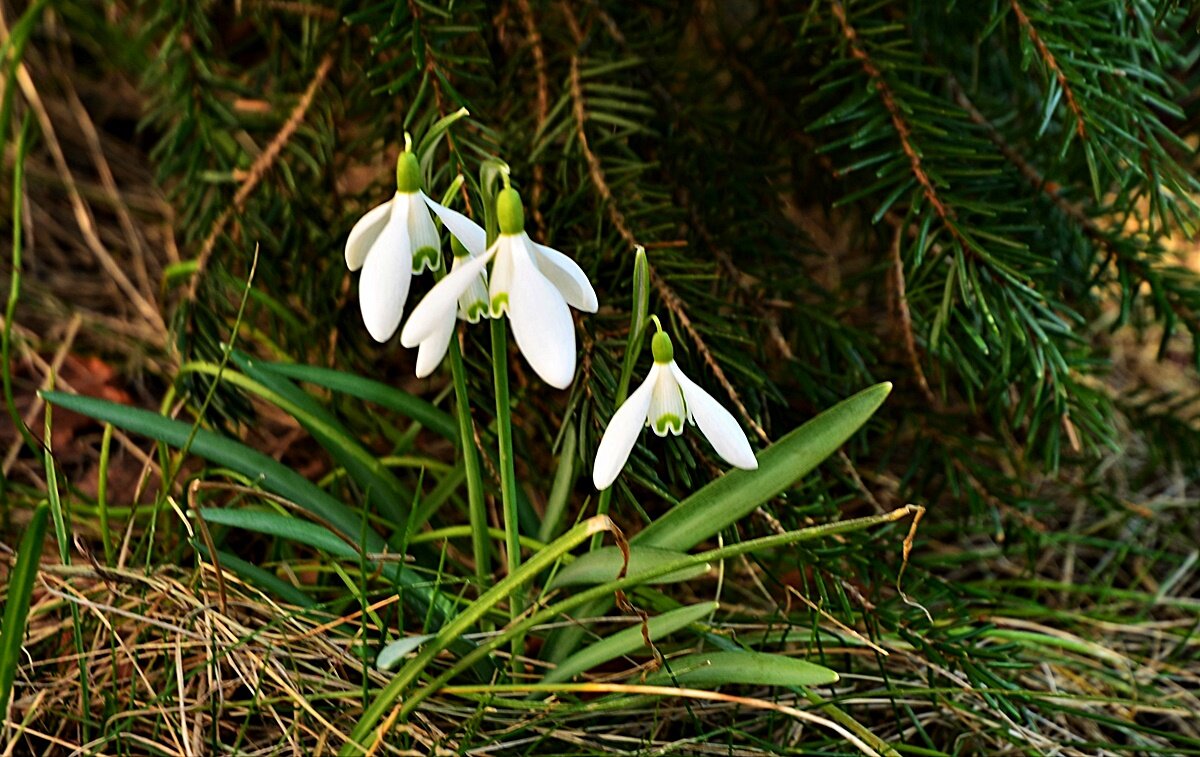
(648, 367, 686, 436)
(451, 255, 490, 323)
(421, 192, 487, 257)
(345, 196, 394, 271)
(406, 194, 442, 273)
(359, 213, 412, 342)
(507, 239, 577, 389)
(414, 312, 456, 378)
(488, 237, 516, 317)
(592, 365, 659, 489)
(400, 248, 495, 347)
(668, 362, 758, 470)
(532, 241, 599, 312)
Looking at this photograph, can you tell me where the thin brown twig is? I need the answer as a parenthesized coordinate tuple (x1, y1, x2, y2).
(1009, 0, 1087, 139)
(516, 0, 550, 236)
(829, 1, 975, 257)
(889, 225, 937, 407)
(185, 53, 334, 303)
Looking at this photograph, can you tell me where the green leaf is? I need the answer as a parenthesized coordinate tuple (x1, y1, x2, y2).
(375, 634, 437, 672)
(633, 382, 892, 551)
(548, 546, 711, 589)
(194, 508, 360, 558)
(344, 516, 614, 754)
(0, 502, 49, 719)
(255, 362, 457, 441)
(193, 544, 315, 609)
(541, 602, 718, 685)
(645, 651, 838, 688)
(38, 391, 454, 624)
(226, 352, 414, 527)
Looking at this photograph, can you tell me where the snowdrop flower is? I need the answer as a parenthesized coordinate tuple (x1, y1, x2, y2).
(401, 184, 597, 388)
(413, 229, 491, 378)
(345, 140, 457, 342)
(593, 323, 758, 489)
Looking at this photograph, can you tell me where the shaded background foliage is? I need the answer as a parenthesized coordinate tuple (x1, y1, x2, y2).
(4, 0, 1200, 753)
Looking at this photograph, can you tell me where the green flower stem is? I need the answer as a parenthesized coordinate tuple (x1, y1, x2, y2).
(448, 337, 490, 582)
(490, 316, 524, 670)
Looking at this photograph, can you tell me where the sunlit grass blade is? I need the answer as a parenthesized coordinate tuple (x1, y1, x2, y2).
(255, 362, 457, 441)
(645, 650, 838, 688)
(541, 601, 718, 685)
(0, 502, 49, 719)
(342, 515, 616, 755)
(547, 545, 711, 588)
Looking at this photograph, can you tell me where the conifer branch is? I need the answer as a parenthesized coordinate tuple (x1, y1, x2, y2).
(185, 53, 334, 304)
(1009, 0, 1087, 140)
(562, 8, 765, 442)
(829, 1, 978, 257)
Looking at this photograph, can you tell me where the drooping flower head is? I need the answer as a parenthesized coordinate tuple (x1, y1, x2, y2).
(593, 319, 758, 489)
(401, 181, 598, 388)
(345, 135, 461, 343)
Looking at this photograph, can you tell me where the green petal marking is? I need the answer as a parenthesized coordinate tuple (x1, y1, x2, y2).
(413, 246, 441, 273)
(653, 414, 685, 435)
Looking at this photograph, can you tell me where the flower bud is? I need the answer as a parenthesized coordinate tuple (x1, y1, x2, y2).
(496, 187, 525, 235)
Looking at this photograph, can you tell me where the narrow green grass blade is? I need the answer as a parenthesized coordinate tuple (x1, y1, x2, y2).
(42, 390, 365, 538)
(343, 516, 614, 755)
(225, 351, 414, 526)
(0, 502, 49, 719)
(548, 546, 711, 588)
(256, 362, 457, 441)
(192, 544, 315, 609)
(634, 382, 892, 551)
(644, 650, 838, 688)
(195, 508, 361, 558)
(541, 601, 718, 685)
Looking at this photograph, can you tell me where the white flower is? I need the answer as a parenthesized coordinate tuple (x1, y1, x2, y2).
(345, 150, 447, 343)
(592, 328, 758, 489)
(400, 186, 597, 389)
(411, 200, 491, 378)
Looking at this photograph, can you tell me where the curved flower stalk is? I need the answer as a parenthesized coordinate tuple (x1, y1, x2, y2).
(401, 184, 598, 388)
(345, 138, 477, 343)
(593, 321, 758, 489)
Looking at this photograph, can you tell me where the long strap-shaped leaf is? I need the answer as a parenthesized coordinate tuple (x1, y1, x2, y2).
(39, 391, 453, 623)
(635, 381, 893, 550)
(546, 382, 892, 663)
(342, 516, 615, 755)
(257, 362, 458, 442)
(0, 502, 49, 719)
